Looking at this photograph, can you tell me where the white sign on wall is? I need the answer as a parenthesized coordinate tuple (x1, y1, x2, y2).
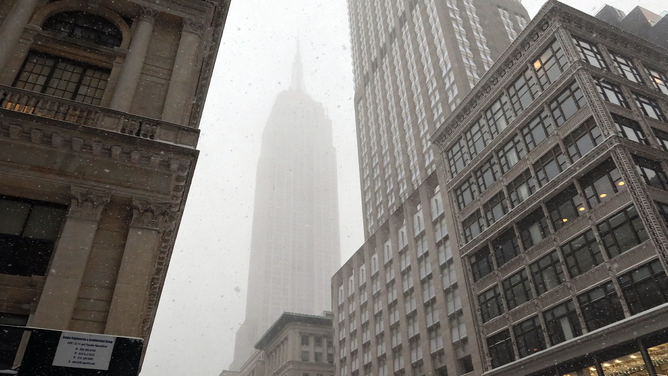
(52, 331, 116, 370)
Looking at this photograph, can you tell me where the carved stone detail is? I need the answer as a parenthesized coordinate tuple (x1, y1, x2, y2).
(68, 187, 111, 221)
(130, 197, 173, 231)
(182, 18, 204, 36)
(574, 70, 615, 137)
(139, 6, 159, 24)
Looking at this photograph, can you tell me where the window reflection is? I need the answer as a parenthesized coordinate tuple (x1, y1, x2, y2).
(600, 351, 648, 376)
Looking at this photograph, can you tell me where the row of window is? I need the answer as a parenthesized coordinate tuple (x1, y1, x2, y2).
(487, 259, 668, 368)
(455, 80, 587, 213)
(478, 203, 650, 323)
(447, 39, 570, 176)
(573, 35, 668, 96)
(461, 116, 604, 243)
(470, 149, 668, 282)
(593, 76, 667, 122)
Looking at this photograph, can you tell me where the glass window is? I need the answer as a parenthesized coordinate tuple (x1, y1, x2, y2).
(653, 127, 668, 151)
(534, 145, 568, 187)
(533, 39, 570, 89)
(43, 11, 123, 48)
(13, 52, 110, 106)
(463, 210, 485, 243)
(508, 68, 541, 114)
(561, 230, 603, 278)
(563, 118, 603, 162)
(599, 348, 648, 376)
(633, 155, 668, 191)
(609, 51, 643, 84)
(612, 114, 648, 144)
(466, 117, 492, 158)
(485, 94, 514, 134)
(518, 209, 550, 250)
(0, 195, 67, 277)
(656, 201, 668, 227)
(648, 341, 668, 375)
(530, 251, 565, 295)
(572, 36, 607, 70)
(475, 158, 499, 193)
(455, 176, 477, 211)
(470, 247, 494, 282)
(497, 135, 526, 173)
(597, 205, 648, 258)
(646, 66, 668, 95)
(547, 185, 585, 231)
(487, 330, 515, 368)
(579, 159, 625, 209)
(521, 110, 554, 151)
(503, 269, 533, 310)
(447, 138, 469, 176)
(633, 92, 667, 122)
(618, 260, 668, 315)
(513, 316, 546, 358)
(0, 313, 28, 370)
(577, 281, 625, 331)
(302, 335, 310, 346)
(479, 285, 504, 323)
(543, 300, 582, 345)
(550, 82, 587, 126)
(484, 191, 510, 226)
(302, 351, 309, 361)
(493, 229, 521, 267)
(507, 169, 537, 207)
(593, 77, 629, 108)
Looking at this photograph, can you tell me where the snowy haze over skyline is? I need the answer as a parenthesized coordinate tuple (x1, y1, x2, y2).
(141, 0, 665, 375)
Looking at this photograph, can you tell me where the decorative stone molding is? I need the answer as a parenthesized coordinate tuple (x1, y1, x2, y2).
(138, 6, 158, 24)
(182, 17, 204, 37)
(130, 197, 173, 231)
(68, 186, 111, 221)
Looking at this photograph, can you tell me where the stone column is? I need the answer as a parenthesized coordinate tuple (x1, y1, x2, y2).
(105, 198, 171, 337)
(32, 187, 110, 330)
(109, 7, 158, 112)
(0, 0, 40, 72)
(161, 18, 202, 124)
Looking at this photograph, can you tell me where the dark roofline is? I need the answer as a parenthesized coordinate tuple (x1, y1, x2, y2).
(254, 312, 332, 350)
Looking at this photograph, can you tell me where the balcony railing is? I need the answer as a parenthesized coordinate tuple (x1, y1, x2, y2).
(0, 85, 199, 148)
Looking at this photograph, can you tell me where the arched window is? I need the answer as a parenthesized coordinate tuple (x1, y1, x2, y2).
(42, 11, 123, 48)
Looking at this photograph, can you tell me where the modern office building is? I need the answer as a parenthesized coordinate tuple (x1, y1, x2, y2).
(432, 1, 668, 375)
(0, 0, 229, 370)
(239, 312, 335, 376)
(595, 5, 667, 49)
(331, 1, 529, 376)
(230, 52, 341, 370)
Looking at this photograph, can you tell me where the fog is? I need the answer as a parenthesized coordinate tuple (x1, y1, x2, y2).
(140, 0, 665, 375)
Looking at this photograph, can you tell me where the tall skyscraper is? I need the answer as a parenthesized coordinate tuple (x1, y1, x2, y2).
(230, 51, 341, 370)
(332, 1, 529, 376)
(432, 2, 668, 374)
(0, 0, 229, 371)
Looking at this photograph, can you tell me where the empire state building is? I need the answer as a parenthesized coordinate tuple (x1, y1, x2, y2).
(230, 50, 341, 370)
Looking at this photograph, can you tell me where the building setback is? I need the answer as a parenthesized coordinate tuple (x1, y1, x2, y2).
(332, 0, 529, 375)
(239, 312, 335, 376)
(230, 52, 341, 371)
(432, 1, 668, 375)
(0, 0, 229, 370)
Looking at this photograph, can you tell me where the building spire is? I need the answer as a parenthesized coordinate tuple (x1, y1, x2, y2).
(291, 38, 305, 92)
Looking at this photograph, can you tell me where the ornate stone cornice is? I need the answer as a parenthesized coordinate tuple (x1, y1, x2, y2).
(130, 197, 173, 231)
(68, 186, 111, 221)
(139, 6, 159, 25)
(182, 17, 204, 36)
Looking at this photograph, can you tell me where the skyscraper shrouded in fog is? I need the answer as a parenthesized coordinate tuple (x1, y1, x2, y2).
(332, 0, 529, 375)
(230, 50, 342, 370)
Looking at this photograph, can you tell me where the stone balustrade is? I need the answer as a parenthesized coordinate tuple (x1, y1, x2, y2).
(0, 85, 199, 148)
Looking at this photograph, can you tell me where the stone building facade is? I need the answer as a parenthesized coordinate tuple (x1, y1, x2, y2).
(240, 312, 335, 376)
(0, 0, 229, 370)
(332, 1, 530, 375)
(432, 1, 668, 375)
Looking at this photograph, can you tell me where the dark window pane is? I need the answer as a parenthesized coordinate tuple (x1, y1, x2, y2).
(503, 269, 533, 310)
(530, 251, 565, 295)
(513, 316, 546, 357)
(579, 159, 625, 209)
(487, 330, 515, 368)
(470, 247, 494, 282)
(479, 286, 504, 323)
(493, 229, 521, 267)
(577, 281, 625, 331)
(561, 230, 603, 278)
(618, 260, 668, 315)
(543, 300, 582, 345)
(597, 205, 648, 258)
(518, 209, 550, 250)
(43, 11, 123, 48)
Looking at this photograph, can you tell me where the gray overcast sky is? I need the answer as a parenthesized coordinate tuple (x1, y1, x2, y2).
(140, 0, 665, 375)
